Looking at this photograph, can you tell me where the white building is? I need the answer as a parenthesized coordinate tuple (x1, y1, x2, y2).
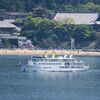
(54, 13, 99, 25)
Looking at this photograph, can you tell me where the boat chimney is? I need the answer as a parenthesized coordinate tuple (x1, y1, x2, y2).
(52, 51, 56, 59)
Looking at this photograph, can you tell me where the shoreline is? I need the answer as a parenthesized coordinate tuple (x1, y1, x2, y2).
(0, 49, 100, 56)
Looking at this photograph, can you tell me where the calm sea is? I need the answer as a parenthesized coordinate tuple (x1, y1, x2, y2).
(0, 55, 100, 100)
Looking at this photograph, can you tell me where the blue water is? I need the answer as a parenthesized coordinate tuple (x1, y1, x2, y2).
(0, 56, 100, 100)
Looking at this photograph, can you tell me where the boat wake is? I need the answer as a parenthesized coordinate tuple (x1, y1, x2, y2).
(86, 69, 100, 73)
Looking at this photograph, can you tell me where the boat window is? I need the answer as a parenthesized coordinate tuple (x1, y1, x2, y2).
(37, 59, 39, 61)
(65, 63, 69, 65)
(39, 59, 43, 61)
(53, 59, 57, 61)
(59, 66, 65, 68)
(71, 66, 74, 68)
(65, 66, 69, 68)
(33, 59, 36, 61)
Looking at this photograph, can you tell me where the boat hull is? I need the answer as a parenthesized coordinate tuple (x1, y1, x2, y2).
(21, 65, 89, 72)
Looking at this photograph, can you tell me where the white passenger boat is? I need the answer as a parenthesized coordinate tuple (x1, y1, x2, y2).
(21, 53, 89, 72)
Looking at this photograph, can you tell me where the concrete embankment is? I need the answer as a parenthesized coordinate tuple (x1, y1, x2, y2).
(0, 49, 100, 56)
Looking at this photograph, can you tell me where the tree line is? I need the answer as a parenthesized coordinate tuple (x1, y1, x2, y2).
(0, 0, 100, 49)
(0, 0, 100, 12)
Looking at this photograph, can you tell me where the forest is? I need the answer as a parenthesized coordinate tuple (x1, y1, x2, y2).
(14, 16, 100, 49)
(0, 0, 100, 12)
(0, 0, 100, 49)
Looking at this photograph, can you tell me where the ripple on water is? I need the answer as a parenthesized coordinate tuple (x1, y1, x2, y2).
(0, 56, 100, 100)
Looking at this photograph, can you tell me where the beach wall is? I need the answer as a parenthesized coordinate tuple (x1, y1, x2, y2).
(0, 49, 100, 56)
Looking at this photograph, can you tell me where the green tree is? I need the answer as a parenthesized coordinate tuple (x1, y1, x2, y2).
(73, 25, 95, 42)
(16, 17, 97, 49)
(63, 18, 75, 24)
(85, 2, 100, 12)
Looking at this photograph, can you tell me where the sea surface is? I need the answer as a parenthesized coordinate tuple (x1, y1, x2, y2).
(0, 55, 100, 100)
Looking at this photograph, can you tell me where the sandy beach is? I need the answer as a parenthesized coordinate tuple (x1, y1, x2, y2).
(0, 49, 100, 56)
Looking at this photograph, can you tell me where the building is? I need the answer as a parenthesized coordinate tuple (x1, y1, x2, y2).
(0, 19, 20, 34)
(0, 10, 35, 49)
(4, 12, 29, 19)
(0, 34, 18, 48)
(54, 13, 99, 25)
(0, 10, 30, 20)
(0, 34, 34, 49)
(18, 37, 34, 49)
(32, 7, 45, 18)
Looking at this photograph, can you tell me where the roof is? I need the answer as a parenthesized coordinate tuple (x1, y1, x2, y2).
(54, 13, 99, 25)
(0, 34, 18, 39)
(0, 20, 16, 28)
(95, 21, 100, 25)
(0, 34, 27, 40)
(18, 36, 27, 40)
(5, 12, 29, 16)
(33, 6, 45, 11)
